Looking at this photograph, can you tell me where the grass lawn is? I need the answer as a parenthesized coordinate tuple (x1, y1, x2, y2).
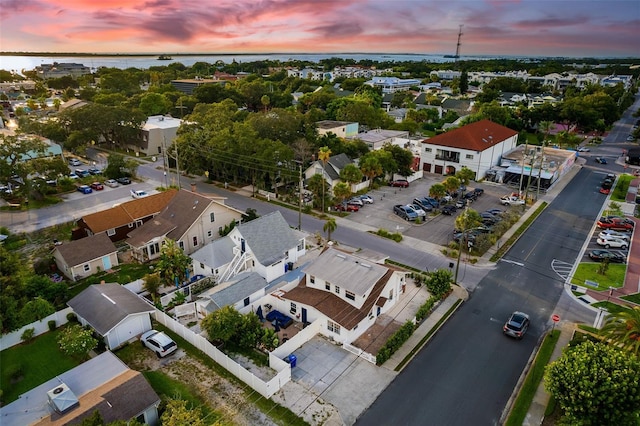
(621, 293, 640, 304)
(591, 301, 632, 315)
(570, 263, 626, 291)
(68, 263, 155, 298)
(0, 329, 82, 405)
(610, 174, 633, 202)
(505, 330, 560, 426)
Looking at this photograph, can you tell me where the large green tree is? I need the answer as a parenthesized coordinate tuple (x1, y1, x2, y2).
(155, 240, 192, 287)
(545, 340, 640, 425)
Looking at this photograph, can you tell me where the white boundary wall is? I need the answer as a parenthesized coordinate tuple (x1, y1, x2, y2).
(152, 309, 291, 398)
(0, 307, 73, 350)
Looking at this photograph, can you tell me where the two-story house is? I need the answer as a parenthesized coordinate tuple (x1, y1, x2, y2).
(315, 120, 359, 139)
(304, 153, 359, 190)
(134, 115, 182, 156)
(191, 211, 306, 284)
(421, 119, 518, 179)
(275, 248, 407, 345)
(75, 189, 178, 242)
(126, 189, 244, 262)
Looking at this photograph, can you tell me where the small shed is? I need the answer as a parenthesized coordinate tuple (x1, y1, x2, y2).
(53, 233, 118, 281)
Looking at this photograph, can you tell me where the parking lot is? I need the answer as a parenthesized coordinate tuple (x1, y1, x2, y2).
(342, 174, 528, 247)
(583, 221, 632, 263)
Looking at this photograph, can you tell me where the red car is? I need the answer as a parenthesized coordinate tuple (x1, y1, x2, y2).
(90, 182, 104, 190)
(597, 218, 634, 231)
(390, 179, 409, 188)
(334, 203, 359, 212)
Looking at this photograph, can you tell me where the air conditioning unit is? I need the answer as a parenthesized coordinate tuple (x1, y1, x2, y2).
(47, 383, 79, 414)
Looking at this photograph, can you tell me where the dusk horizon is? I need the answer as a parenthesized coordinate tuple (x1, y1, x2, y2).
(1, 1, 638, 58)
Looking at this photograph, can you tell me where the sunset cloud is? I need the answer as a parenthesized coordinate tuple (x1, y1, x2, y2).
(0, 0, 637, 57)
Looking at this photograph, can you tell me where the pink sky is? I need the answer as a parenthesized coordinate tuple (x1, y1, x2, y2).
(1, 0, 639, 57)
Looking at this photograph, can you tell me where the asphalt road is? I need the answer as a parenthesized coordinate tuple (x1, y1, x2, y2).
(356, 92, 640, 426)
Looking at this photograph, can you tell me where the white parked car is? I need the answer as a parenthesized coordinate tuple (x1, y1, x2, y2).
(105, 179, 119, 188)
(131, 189, 149, 199)
(598, 230, 630, 241)
(141, 330, 177, 358)
(596, 237, 628, 249)
(407, 204, 426, 218)
(500, 196, 525, 206)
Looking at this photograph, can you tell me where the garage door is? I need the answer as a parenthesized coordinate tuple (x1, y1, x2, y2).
(111, 315, 149, 349)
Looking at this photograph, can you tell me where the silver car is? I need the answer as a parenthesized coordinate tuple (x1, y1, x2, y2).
(503, 311, 530, 340)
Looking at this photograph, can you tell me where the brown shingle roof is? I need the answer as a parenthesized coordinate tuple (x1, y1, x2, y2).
(55, 233, 117, 267)
(423, 119, 518, 152)
(80, 189, 177, 233)
(126, 190, 215, 247)
(284, 269, 393, 330)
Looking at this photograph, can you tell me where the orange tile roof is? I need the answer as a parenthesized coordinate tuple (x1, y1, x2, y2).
(81, 189, 177, 233)
(423, 119, 518, 152)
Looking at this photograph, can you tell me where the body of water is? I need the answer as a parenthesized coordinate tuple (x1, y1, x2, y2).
(0, 53, 504, 73)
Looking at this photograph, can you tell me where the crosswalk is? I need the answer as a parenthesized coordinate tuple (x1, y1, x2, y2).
(551, 259, 573, 281)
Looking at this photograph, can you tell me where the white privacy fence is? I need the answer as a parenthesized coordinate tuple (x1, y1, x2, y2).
(152, 309, 291, 399)
(0, 307, 74, 351)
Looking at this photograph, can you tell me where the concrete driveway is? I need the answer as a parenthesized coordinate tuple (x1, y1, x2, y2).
(288, 336, 395, 425)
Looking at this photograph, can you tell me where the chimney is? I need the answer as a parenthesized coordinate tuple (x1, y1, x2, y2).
(191, 182, 197, 192)
(100, 280, 105, 284)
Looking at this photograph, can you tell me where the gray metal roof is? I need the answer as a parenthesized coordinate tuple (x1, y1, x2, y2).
(303, 248, 388, 296)
(236, 211, 301, 266)
(190, 236, 236, 270)
(67, 284, 154, 335)
(0, 351, 159, 426)
(199, 272, 267, 313)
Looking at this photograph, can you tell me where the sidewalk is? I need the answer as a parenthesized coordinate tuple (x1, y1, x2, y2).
(520, 322, 575, 426)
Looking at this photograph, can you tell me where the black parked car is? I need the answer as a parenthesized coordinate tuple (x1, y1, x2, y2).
(116, 177, 132, 185)
(589, 250, 626, 263)
(441, 205, 457, 215)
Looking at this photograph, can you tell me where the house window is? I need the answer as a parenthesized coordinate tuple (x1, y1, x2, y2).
(285, 250, 289, 257)
(179, 241, 184, 250)
(219, 226, 223, 234)
(309, 276, 315, 284)
(298, 241, 304, 251)
(466, 154, 474, 160)
(83, 263, 90, 272)
(424, 147, 432, 153)
(149, 243, 160, 255)
(136, 220, 143, 226)
(107, 228, 116, 236)
(193, 236, 198, 246)
(325, 281, 330, 290)
(210, 212, 215, 222)
(290, 302, 297, 314)
(389, 289, 394, 300)
(207, 230, 213, 237)
(346, 291, 355, 301)
(200, 262, 204, 269)
(335, 285, 340, 294)
(244, 297, 250, 307)
(327, 320, 341, 335)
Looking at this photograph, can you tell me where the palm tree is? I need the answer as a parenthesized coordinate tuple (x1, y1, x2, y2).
(323, 217, 337, 243)
(360, 155, 382, 189)
(600, 306, 640, 356)
(318, 146, 332, 213)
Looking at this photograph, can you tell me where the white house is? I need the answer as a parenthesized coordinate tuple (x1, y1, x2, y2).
(271, 248, 408, 345)
(195, 271, 268, 318)
(315, 120, 359, 139)
(304, 153, 363, 191)
(67, 284, 154, 350)
(421, 119, 518, 179)
(126, 189, 244, 262)
(134, 115, 182, 156)
(190, 211, 306, 284)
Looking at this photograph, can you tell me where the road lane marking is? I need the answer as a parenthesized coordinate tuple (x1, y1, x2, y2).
(500, 259, 524, 267)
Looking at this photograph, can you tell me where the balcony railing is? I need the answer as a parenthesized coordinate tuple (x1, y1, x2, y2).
(435, 155, 460, 163)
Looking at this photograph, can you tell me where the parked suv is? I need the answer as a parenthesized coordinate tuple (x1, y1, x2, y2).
(413, 198, 434, 212)
(596, 237, 628, 249)
(393, 204, 418, 221)
(141, 330, 177, 358)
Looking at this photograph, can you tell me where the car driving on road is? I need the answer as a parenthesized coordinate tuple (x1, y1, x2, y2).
(131, 189, 149, 199)
(503, 311, 530, 340)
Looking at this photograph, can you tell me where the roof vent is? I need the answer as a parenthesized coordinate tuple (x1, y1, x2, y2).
(47, 383, 79, 414)
(336, 254, 346, 259)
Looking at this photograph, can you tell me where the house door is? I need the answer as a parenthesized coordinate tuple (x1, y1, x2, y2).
(102, 256, 112, 271)
(423, 163, 432, 172)
(376, 306, 381, 316)
(434, 165, 443, 174)
(241, 238, 246, 254)
(301, 308, 307, 323)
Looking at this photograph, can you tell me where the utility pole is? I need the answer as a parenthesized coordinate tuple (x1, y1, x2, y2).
(298, 163, 303, 230)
